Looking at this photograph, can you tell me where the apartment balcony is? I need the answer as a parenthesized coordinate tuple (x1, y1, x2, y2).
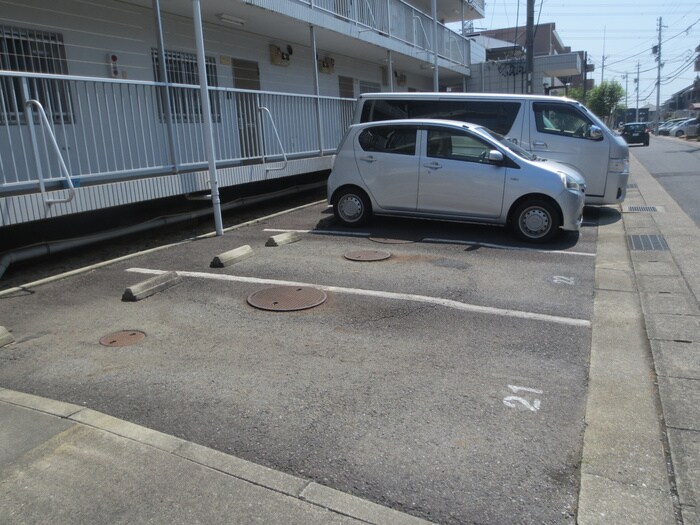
(231, 0, 480, 78)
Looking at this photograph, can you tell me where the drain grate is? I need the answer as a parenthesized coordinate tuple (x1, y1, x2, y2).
(628, 234, 669, 251)
(344, 250, 391, 262)
(625, 205, 659, 212)
(99, 330, 146, 347)
(247, 286, 327, 311)
(627, 183, 638, 189)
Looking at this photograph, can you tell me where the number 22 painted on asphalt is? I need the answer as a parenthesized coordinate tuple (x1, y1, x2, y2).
(503, 385, 543, 412)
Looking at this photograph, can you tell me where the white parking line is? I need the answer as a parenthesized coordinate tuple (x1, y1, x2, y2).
(263, 229, 596, 257)
(421, 238, 596, 257)
(127, 268, 591, 328)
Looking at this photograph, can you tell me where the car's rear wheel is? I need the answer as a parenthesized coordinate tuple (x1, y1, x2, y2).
(333, 187, 371, 226)
(676, 130, 684, 137)
(512, 199, 561, 243)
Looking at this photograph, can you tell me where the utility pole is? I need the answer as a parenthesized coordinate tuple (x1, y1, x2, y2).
(582, 52, 588, 100)
(525, 0, 534, 93)
(601, 26, 606, 83)
(654, 17, 664, 130)
(636, 61, 640, 122)
(622, 73, 628, 120)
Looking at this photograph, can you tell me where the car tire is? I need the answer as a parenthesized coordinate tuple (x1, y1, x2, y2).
(512, 199, 561, 243)
(676, 130, 684, 137)
(644, 139, 649, 146)
(333, 187, 371, 226)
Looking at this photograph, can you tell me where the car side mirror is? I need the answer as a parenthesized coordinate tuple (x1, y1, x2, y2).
(487, 150, 504, 163)
(589, 125, 603, 141)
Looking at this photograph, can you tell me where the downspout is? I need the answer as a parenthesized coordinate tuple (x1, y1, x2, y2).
(387, 50, 394, 92)
(192, 0, 224, 236)
(152, 0, 179, 171)
(0, 182, 324, 282)
(310, 25, 324, 155)
(432, 0, 439, 91)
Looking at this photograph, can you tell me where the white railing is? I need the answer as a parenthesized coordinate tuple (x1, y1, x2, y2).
(0, 71, 355, 193)
(271, 0, 472, 67)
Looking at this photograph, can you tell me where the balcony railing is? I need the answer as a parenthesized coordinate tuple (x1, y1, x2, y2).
(0, 71, 355, 193)
(251, 0, 472, 68)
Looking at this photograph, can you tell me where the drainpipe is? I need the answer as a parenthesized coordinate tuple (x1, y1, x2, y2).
(192, 0, 224, 236)
(310, 25, 324, 155)
(152, 0, 178, 171)
(0, 182, 324, 283)
(431, 0, 439, 91)
(387, 50, 394, 92)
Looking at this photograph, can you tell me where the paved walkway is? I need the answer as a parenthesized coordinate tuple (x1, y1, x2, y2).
(1, 144, 698, 524)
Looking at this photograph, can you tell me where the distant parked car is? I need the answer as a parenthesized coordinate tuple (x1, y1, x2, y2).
(328, 119, 586, 242)
(668, 118, 697, 137)
(657, 118, 687, 135)
(620, 123, 650, 146)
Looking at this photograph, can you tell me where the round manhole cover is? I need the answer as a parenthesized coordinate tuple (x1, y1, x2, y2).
(344, 249, 392, 262)
(247, 286, 327, 312)
(369, 236, 417, 245)
(99, 330, 146, 347)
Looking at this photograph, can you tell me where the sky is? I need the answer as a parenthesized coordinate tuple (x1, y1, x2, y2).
(471, 0, 700, 108)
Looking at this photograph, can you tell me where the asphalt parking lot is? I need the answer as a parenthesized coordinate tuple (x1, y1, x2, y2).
(0, 202, 600, 524)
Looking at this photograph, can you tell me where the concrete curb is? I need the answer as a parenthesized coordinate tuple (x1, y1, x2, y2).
(0, 388, 434, 525)
(122, 271, 181, 301)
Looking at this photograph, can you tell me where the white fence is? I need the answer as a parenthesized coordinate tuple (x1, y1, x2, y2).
(0, 71, 355, 193)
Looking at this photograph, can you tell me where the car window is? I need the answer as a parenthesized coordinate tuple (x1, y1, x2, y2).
(360, 99, 521, 135)
(358, 126, 417, 155)
(426, 129, 491, 163)
(533, 102, 594, 138)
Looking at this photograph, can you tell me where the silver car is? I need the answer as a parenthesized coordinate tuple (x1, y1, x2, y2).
(327, 119, 586, 243)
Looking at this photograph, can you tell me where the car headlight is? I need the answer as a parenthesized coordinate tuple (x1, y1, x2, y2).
(559, 171, 583, 192)
(608, 158, 629, 174)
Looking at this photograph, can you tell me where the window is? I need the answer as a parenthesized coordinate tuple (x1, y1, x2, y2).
(152, 49, 219, 123)
(338, 76, 354, 98)
(533, 102, 592, 138)
(426, 129, 491, 163)
(360, 99, 521, 135)
(358, 126, 417, 155)
(232, 59, 260, 90)
(0, 25, 72, 124)
(358, 80, 380, 94)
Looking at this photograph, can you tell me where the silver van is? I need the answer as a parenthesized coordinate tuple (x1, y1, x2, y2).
(354, 93, 629, 205)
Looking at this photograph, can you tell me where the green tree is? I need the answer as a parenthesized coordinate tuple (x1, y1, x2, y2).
(586, 81, 625, 121)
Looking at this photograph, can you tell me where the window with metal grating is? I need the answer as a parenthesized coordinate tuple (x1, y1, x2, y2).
(0, 25, 72, 124)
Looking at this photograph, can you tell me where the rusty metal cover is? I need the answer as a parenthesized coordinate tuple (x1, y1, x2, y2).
(99, 330, 146, 347)
(369, 236, 417, 244)
(247, 286, 327, 311)
(344, 250, 392, 262)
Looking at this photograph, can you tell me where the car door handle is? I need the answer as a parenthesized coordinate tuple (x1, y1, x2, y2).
(359, 155, 377, 163)
(533, 141, 548, 148)
(423, 162, 442, 170)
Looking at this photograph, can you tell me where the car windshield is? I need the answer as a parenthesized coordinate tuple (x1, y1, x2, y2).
(476, 127, 537, 161)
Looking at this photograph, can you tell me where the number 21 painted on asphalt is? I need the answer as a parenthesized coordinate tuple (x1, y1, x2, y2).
(503, 385, 543, 412)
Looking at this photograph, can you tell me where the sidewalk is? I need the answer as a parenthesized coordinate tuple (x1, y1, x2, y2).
(1, 146, 698, 524)
(0, 388, 431, 524)
(578, 144, 700, 525)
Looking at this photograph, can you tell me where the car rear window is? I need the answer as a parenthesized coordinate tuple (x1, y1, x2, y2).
(360, 99, 521, 135)
(625, 124, 645, 132)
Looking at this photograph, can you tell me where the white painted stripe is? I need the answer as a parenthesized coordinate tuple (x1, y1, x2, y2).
(263, 229, 596, 257)
(264, 228, 371, 237)
(127, 268, 591, 328)
(422, 238, 596, 257)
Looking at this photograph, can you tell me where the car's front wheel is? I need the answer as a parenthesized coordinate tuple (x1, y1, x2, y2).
(676, 130, 684, 137)
(333, 187, 371, 226)
(512, 199, 561, 243)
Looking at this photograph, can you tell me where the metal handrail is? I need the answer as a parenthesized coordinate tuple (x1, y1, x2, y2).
(257, 106, 288, 175)
(24, 99, 76, 205)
